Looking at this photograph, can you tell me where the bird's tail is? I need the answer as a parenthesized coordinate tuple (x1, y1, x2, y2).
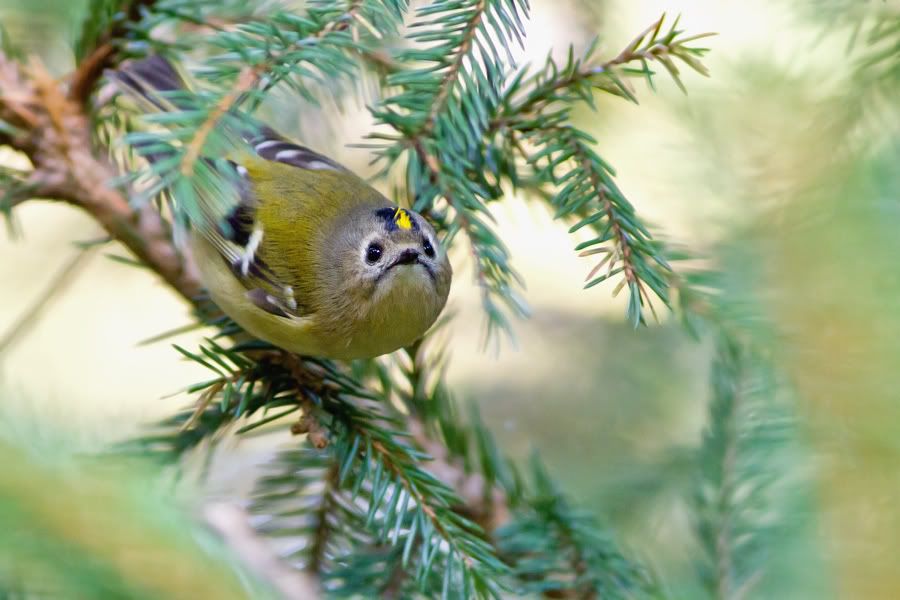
(106, 54, 201, 169)
(108, 54, 251, 258)
(107, 55, 188, 110)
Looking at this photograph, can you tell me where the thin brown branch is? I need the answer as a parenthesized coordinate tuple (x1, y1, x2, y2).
(0, 54, 202, 301)
(358, 48, 401, 74)
(290, 399, 330, 449)
(183, 381, 226, 431)
(275, 352, 331, 448)
(69, 43, 116, 104)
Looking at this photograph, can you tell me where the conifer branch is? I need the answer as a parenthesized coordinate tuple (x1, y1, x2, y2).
(330, 409, 508, 597)
(571, 132, 644, 313)
(478, 14, 712, 325)
(700, 337, 744, 600)
(692, 333, 792, 600)
(197, 0, 403, 102)
(493, 14, 713, 133)
(423, 0, 487, 131)
(518, 121, 670, 325)
(388, 339, 652, 596)
(135, 339, 512, 597)
(598, 14, 712, 88)
(397, 340, 512, 531)
(368, 436, 479, 569)
(709, 342, 740, 600)
(0, 54, 203, 300)
(306, 463, 340, 576)
(496, 456, 651, 599)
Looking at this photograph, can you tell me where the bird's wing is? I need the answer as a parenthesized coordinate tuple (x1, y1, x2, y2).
(111, 56, 348, 319)
(199, 129, 352, 319)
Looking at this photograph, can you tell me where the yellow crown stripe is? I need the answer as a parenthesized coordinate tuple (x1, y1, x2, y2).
(394, 207, 412, 231)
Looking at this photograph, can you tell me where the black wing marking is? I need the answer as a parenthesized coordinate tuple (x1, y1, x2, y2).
(219, 162, 255, 247)
(214, 166, 299, 318)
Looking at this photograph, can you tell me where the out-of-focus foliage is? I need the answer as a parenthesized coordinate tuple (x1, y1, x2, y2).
(763, 147, 900, 599)
(0, 427, 271, 599)
(690, 335, 801, 599)
(660, 1, 900, 597)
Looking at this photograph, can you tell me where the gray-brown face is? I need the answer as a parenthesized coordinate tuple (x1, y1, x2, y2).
(325, 205, 452, 325)
(355, 207, 447, 294)
(317, 205, 451, 356)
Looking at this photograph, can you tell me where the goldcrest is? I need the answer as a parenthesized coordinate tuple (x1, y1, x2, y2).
(115, 57, 452, 359)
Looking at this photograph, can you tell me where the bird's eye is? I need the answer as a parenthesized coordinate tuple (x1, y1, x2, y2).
(366, 242, 383, 264)
(422, 238, 435, 258)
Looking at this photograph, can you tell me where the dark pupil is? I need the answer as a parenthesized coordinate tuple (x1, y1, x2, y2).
(422, 238, 435, 258)
(366, 243, 383, 263)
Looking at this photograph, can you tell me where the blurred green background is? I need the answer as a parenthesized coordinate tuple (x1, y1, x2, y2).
(2, 0, 900, 597)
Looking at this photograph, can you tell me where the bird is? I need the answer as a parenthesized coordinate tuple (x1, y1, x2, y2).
(112, 56, 452, 359)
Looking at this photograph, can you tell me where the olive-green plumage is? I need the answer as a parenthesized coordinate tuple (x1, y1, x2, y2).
(116, 56, 452, 359)
(246, 158, 389, 313)
(194, 159, 452, 359)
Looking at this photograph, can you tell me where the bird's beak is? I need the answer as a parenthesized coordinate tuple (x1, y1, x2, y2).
(389, 248, 421, 268)
(383, 248, 436, 285)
